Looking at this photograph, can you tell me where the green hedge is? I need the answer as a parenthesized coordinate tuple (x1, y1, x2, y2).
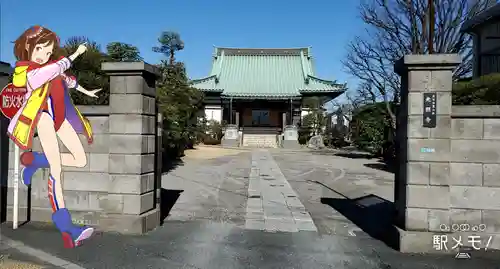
(453, 73, 500, 105)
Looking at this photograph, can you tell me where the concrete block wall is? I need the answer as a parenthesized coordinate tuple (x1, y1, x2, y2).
(395, 54, 500, 253)
(5, 62, 161, 234)
(449, 106, 500, 236)
(6, 106, 111, 224)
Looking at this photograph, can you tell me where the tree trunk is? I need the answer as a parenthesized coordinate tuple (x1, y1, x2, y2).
(169, 51, 175, 65)
(407, 0, 418, 54)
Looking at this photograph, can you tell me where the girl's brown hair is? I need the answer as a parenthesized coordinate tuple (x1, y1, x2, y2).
(13, 26, 61, 61)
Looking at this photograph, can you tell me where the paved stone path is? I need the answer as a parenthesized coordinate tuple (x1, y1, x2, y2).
(162, 148, 394, 236)
(245, 150, 317, 232)
(163, 151, 250, 225)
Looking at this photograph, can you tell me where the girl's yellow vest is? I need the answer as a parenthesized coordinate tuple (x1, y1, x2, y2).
(9, 65, 93, 150)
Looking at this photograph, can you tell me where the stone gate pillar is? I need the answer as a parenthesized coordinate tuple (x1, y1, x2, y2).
(101, 62, 161, 234)
(394, 54, 460, 252)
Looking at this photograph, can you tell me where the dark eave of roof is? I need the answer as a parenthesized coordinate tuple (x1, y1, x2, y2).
(462, 3, 500, 33)
(0, 61, 12, 75)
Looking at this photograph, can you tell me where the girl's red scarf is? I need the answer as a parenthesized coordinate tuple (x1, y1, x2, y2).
(16, 56, 67, 131)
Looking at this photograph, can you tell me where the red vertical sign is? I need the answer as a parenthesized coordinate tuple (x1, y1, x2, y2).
(0, 84, 27, 119)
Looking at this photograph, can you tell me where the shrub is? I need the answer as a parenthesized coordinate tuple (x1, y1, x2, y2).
(350, 102, 395, 156)
(157, 62, 204, 160)
(298, 126, 312, 145)
(206, 120, 223, 140)
(202, 136, 221, 145)
(198, 120, 223, 145)
(453, 73, 500, 105)
(324, 126, 349, 148)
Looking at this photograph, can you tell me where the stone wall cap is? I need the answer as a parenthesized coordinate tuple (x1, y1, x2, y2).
(0, 61, 13, 75)
(395, 54, 461, 74)
(402, 54, 461, 65)
(452, 105, 500, 118)
(101, 62, 160, 77)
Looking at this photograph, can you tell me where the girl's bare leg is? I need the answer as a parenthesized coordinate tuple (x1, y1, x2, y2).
(37, 115, 93, 248)
(37, 113, 65, 209)
(55, 118, 95, 247)
(56, 120, 87, 168)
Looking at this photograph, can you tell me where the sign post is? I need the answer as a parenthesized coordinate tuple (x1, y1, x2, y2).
(0, 84, 27, 229)
(12, 144, 19, 229)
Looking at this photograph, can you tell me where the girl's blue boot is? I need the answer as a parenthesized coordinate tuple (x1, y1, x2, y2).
(51, 208, 94, 248)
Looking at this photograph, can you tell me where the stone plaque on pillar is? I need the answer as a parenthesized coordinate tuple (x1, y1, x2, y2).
(422, 93, 436, 128)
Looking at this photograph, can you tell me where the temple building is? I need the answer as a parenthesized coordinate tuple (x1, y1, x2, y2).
(191, 47, 346, 147)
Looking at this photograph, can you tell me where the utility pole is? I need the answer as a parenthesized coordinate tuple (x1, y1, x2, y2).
(428, 0, 435, 54)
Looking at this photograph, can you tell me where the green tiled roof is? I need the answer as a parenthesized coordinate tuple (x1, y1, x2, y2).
(190, 47, 346, 99)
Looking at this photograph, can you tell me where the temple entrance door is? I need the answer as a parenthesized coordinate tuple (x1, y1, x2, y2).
(251, 110, 270, 126)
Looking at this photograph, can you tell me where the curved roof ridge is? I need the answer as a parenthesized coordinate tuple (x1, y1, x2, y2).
(215, 46, 311, 50)
(215, 47, 312, 56)
(308, 75, 336, 85)
(190, 75, 217, 84)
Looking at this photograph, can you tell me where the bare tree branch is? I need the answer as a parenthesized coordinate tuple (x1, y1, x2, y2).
(342, 0, 490, 128)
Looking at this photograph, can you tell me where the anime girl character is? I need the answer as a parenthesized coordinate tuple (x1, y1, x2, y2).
(8, 25, 101, 248)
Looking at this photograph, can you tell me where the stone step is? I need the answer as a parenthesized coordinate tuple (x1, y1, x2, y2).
(243, 142, 277, 148)
(243, 134, 278, 148)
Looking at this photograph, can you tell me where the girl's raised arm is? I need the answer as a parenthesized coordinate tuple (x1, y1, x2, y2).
(26, 43, 87, 90)
(61, 73, 78, 88)
(26, 57, 72, 90)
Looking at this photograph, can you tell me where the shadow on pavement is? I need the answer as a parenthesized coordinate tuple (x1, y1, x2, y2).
(364, 162, 394, 174)
(159, 188, 183, 224)
(333, 152, 374, 159)
(162, 156, 184, 174)
(321, 194, 400, 250)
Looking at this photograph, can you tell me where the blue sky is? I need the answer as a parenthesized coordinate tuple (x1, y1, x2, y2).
(0, 0, 363, 97)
